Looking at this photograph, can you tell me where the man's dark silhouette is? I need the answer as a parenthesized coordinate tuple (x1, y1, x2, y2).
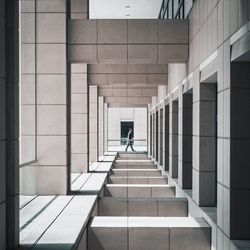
(125, 128, 135, 151)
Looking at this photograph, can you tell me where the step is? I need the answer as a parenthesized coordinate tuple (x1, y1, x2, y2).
(104, 184, 175, 198)
(113, 164, 156, 169)
(88, 216, 211, 250)
(108, 176, 168, 184)
(110, 169, 162, 176)
(98, 197, 188, 217)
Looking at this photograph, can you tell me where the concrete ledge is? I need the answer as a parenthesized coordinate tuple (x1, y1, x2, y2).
(68, 19, 188, 64)
(88, 216, 211, 250)
(104, 184, 175, 198)
(111, 168, 162, 176)
(20, 195, 97, 249)
(98, 197, 188, 217)
(108, 176, 168, 184)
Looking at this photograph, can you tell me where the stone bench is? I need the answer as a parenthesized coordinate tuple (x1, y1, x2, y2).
(88, 216, 211, 250)
(19, 195, 97, 249)
(71, 172, 107, 196)
(99, 155, 116, 162)
(104, 184, 175, 198)
(104, 151, 117, 156)
(20, 195, 37, 209)
(98, 197, 188, 217)
(89, 161, 113, 173)
(108, 176, 168, 184)
(110, 168, 162, 176)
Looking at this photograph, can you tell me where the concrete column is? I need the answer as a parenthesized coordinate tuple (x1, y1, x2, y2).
(34, 0, 67, 195)
(20, 0, 37, 195)
(104, 103, 108, 153)
(98, 96, 104, 157)
(155, 109, 159, 162)
(71, 64, 88, 173)
(159, 107, 164, 166)
(178, 93, 193, 189)
(1, 0, 20, 248)
(225, 62, 250, 239)
(193, 82, 217, 206)
(164, 104, 170, 171)
(89, 85, 98, 162)
(151, 96, 157, 160)
(147, 104, 152, 157)
(169, 100, 179, 178)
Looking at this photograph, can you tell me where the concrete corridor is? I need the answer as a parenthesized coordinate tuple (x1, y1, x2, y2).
(88, 153, 211, 250)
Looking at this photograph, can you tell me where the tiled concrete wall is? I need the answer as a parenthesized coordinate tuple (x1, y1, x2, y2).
(20, 0, 37, 195)
(71, 64, 88, 173)
(98, 96, 104, 157)
(34, 0, 67, 195)
(157, 0, 250, 244)
(68, 19, 189, 63)
(89, 85, 98, 162)
(0, 0, 19, 248)
(88, 64, 167, 107)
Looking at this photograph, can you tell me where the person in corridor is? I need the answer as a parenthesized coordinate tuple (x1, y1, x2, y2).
(125, 128, 135, 151)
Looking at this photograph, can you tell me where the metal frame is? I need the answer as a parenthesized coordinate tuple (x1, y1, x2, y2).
(159, 0, 196, 19)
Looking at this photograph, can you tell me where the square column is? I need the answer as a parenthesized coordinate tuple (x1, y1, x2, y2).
(2, 1, 20, 248)
(220, 62, 250, 239)
(178, 93, 193, 189)
(159, 107, 164, 166)
(89, 86, 98, 162)
(169, 100, 179, 178)
(192, 82, 217, 206)
(147, 104, 152, 157)
(71, 64, 88, 173)
(164, 104, 170, 171)
(104, 103, 108, 153)
(34, 0, 67, 195)
(98, 96, 104, 157)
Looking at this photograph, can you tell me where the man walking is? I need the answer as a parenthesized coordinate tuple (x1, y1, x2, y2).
(125, 128, 135, 151)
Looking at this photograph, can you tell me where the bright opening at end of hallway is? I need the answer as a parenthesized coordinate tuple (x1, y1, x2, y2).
(90, 0, 162, 19)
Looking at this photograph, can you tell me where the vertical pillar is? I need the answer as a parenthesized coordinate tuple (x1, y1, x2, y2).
(71, 64, 88, 173)
(164, 104, 170, 171)
(157, 85, 166, 167)
(2, 0, 20, 248)
(179, 93, 193, 189)
(98, 96, 104, 157)
(35, 0, 67, 194)
(169, 100, 179, 178)
(193, 82, 217, 206)
(151, 96, 157, 160)
(89, 85, 98, 162)
(224, 62, 250, 239)
(104, 103, 108, 153)
(159, 108, 164, 166)
(155, 109, 159, 162)
(147, 104, 152, 157)
(20, 0, 37, 195)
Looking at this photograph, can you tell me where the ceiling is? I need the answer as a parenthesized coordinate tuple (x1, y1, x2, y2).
(89, 0, 162, 19)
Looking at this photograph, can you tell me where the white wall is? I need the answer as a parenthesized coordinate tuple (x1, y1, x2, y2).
(108, 107, 147, 146)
